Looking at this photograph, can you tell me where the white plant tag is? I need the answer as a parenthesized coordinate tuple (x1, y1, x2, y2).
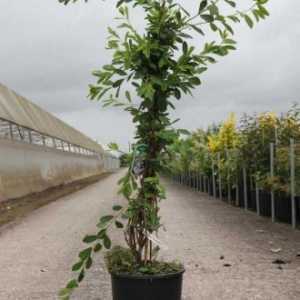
(147, 233, 168, 251)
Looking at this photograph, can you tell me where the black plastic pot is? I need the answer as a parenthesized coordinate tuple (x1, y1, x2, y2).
(111, 270, 185, 300)
(275, 192, 292, 224)
(259, 190, 272, 217)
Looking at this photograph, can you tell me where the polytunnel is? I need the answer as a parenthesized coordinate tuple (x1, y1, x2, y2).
(0, 83, 119, 201)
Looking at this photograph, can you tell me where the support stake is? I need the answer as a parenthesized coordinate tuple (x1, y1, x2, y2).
(270, 143, 275, 223)
(290, 139, 296, 229)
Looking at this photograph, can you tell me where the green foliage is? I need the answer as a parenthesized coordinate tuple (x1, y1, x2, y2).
(166, 105, 300, 193)
(119, 153, 131, 167)
(59, 0, 270, 298)
(108, 142, 120, 151)
(59, 205, 126, 298)
(105, 246, 136, 274)
(105, 246, 183, 275)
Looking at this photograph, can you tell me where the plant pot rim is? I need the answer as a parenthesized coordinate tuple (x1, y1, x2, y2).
(111, 269, 185, 280)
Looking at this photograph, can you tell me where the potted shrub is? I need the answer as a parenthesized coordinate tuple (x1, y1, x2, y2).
(58, 0, 270, 299)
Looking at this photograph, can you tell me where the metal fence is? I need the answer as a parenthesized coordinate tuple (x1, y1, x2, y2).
(171, 139, 300, 229)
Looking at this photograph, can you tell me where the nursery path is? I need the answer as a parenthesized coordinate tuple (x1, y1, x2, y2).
(0, 171, 300, 300)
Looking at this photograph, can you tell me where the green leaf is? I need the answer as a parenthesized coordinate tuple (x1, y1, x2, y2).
(86, 257, 93, 269)
(125, 91, 132, 102)
(116, 0, 125, 8)
(198, 67, 208, 74)
(83, 235, 98, 243)
(209, 23, 218, 32)
(72, 261, 84, 271)
(94, 243, 102, 252)
(79, 247, 92, 261)
(178, 129, 190, 136)
(103, 235, 112, 249)
(201, 14, 214, 23)
(258, 4, 269, 17)
(115, 221, 124, 228)
(209, 3, 219, 16)
(97, 229, 107, 238)
(190, 77, 201, 86)
(78, 269, 85, 283)
(224, 0, 236, 7)
(224, 39, 236, 45)
(108, 27, 120, 39)
(182, 42, 188, 54)
(174, 89, 181, 100)
(244, 15, 254, 29)
(190, 25, 204, 36)
(112, 79, 124, 88)
(58, 288, 70, 297)
(99, 215, 114, 225)
(66, 280, 78, 289)
(198, 0, 208, 14)
(113, 205, 123, 211)
(115, 69, 127, 76)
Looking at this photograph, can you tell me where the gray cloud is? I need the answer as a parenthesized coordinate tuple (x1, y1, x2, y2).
(0, 0, 299, 149)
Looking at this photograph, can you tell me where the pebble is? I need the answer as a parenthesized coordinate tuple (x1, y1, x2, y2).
(223, 263, 231, 267)
(272, 259, 287, 265)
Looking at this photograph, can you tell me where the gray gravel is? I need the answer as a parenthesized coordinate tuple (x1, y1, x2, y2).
(0, 171, 299, 300)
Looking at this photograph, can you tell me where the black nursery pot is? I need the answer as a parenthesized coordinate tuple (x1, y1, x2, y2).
(111, 270, 185, 300)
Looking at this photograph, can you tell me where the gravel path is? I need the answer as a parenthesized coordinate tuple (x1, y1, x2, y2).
(0, 171, 299, 300)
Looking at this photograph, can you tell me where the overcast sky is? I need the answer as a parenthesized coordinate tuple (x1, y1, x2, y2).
(0, 0, 299, 150)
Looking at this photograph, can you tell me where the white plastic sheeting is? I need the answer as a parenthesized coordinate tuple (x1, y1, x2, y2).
(0, 83, 104, 153)
(0, 138, 104, 201)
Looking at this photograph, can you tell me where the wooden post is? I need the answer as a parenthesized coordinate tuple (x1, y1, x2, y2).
(243, 167, 248, 210)
(290, 139, 296, 229)
(270, 143, 275, 223)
